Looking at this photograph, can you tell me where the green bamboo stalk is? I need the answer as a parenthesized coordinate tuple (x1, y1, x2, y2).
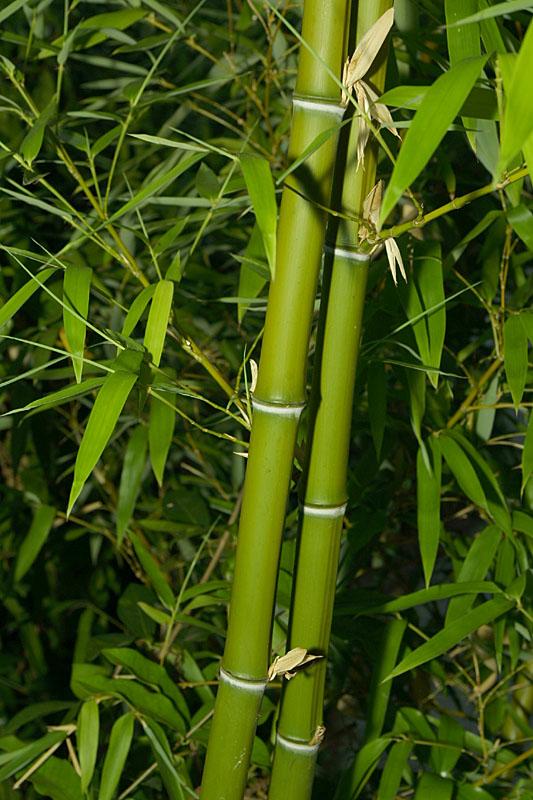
(268, 2, 394, 797)
(200, 2, 351, 798)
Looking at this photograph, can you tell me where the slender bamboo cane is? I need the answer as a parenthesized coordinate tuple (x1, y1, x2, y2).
(268, 2, 393, 797)
(200, 3, 351, 797)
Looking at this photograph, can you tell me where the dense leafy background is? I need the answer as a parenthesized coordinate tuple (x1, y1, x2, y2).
(0, 1, 531, 798)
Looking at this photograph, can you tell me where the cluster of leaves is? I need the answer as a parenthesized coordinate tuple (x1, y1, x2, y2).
(0, 1, 531, 799)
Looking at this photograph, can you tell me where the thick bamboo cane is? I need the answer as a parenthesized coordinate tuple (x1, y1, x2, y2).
(268, 1, 393, 797)
(200, 2, 350, 797)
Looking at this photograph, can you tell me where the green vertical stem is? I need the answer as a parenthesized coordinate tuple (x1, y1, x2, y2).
(269, 1, 393, 797)
(200, 2, 350, 798)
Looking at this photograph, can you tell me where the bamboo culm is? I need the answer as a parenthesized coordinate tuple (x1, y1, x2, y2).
(200, 2, 351, 797)
(268, 2, 394, 797)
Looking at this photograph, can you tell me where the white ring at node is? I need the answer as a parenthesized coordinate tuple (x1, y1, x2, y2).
(219, 668, 266, 693)
(292, 97, 345, 116)
(302, 503, 347, 518)
(276, 733, 320, 754)
(324, 244, 370, 262)
(252, 398, 305, 417)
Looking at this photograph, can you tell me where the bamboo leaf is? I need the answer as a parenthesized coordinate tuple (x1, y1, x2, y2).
(116, 425, 148, 544)
(0, 268, 55, 329)
(142, 720, 186, 800)
(522, 411, 533, 494)
(144, 280, 174, 367)
(380, 56, 487, 225)
(440, 433, 488, 511)
(99, 713, 134, 800)
(445, 0, 480, 66)
(149, 389, 176, 487)
(446, 526, 501, 624)
(129, 531, 176, 609)
(20, 97, 56, 167)
(14, 504, 56, 582)
(433, 716, 464, 776)
(380, 85, 497, 120)
(0, 731, 67, 782)
(406, 368, 426, 450)
(377, 740, 412, 800)
(344, 738, 391, 799)
(122, 284, 156, 337)
(504, 315, 528, 409)
(449, 1, 533, 25)
(68, 353, 142, 516)
(0, 0, 27, 24)
(414, 773, 454, 800)
(499, 22, 533, 171)
(238, 223, 268, 322)
(63, 265, 92, 383)
(240, 154, 277, 279)
(385, 595, 514, 681)
(102, 646, 188, 721)
(77, 699, 99, 793)
(30, 756, 82, 800)
(417, 438, 441, 587)
(5, 377, 104, 416)
(417, 243, 446, 388)
(507, 204, 533, 251)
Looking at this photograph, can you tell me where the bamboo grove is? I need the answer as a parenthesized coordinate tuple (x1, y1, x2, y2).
(0, 2, 532, 800)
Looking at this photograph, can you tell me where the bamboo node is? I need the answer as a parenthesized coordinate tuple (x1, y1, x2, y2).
(292, 95, 345, 117)
(276, 733, 320, 754)
(324, 244, 369, 263)
(251, 397, 305, 417)
(302, 502, 347, 518)
(219, 668, 266, 693)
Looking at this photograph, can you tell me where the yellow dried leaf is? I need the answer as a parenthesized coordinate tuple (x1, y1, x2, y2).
(385, 238, 407, 285)
(267, 647, 323, 681)
(344, 8, 395, 89)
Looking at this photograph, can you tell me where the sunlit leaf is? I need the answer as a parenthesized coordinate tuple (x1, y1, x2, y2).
(77, 699, 99, 793)
(240, 153, 277, 279)
(144, 280, 174, 367)
(99, 713, 134, 800)
(504, 314, 528, 409)
(63, 264, 92, 383)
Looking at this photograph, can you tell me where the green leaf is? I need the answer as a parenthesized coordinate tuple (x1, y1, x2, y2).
(68, 354, 142, 515)
(31, 756, 82, 800)
(339, 580, 501, 616)
(142, 720, 186, 800)
(0, 0, 27, 24)
(367, 362, 387, 459)
(99, 713, 134, 800)
(499, 22, 533, 171)
(0, 268, 55, 329)
(63, 265, 92, 383)
(414, 773, 454, 800)
(149, 388, 176, 486)
(445, 0, 480, 66)
(116, 425, 148, 544)
(20, 97, 56, 167)
(122, 284, 156, 337)
(440, 433, 488, 511)
(238, 224, 268, 322)
(386, 595, 514, 681)
(102, 646, 188, 722)
(380, 86, 497, 120)
(417, 438, 441, 587)
(380, 56, 488, 225)
(406, 368, 426, 450)
(129, 530, 175, 608)
(195, 162, 219, 200)
(14, 504, 56, 582)
(5, 377, 104, 416)
(522, 411, 533, 494)
(446, 526, 501, 624)
(377, 740, 412, 800)
(77, 699, 99, 793)
(433, 716, 464, 776)
(0, 730, 67, 781)
(144, 280, 174, 367)
(449, 0, 533, 26)
(344, 738, 391, 799)
(504, 315, 528, 409)
(240, 153, 277, 279)
(507, 204, 533, 251)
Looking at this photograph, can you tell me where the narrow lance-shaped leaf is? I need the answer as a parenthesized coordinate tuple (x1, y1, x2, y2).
(367, 362, 387, 459)
(446, 525, 501, 624)
(504, 314, 528, 409)
(380, 56, 487, 225)
(499, 21, 533, 171)
(63, 264, 92, 383)
(0, 268, 55, 329)
(98, 713, 134, 800)
(14, 504, 56, 582)
(77, 699, 99, 793)
(20, 96, 56, 168)
(417, 437, 441, 588)
(414, 773, 454, 800)
(142, 720, 186, 800)
(385, 595, 514, 681)
(417, 242, 445, 388)
(144, 279, 174, 367)
(449, 0, 533, 26)
(439, 432, 488, 511)
(67, 351, 143, 516)
(377, 740, 412, 800)
(122, 283, 156, 337)
(116, 425, 148, 545)
(149, 385, 176, 487)
(240, 154, 277, 279)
